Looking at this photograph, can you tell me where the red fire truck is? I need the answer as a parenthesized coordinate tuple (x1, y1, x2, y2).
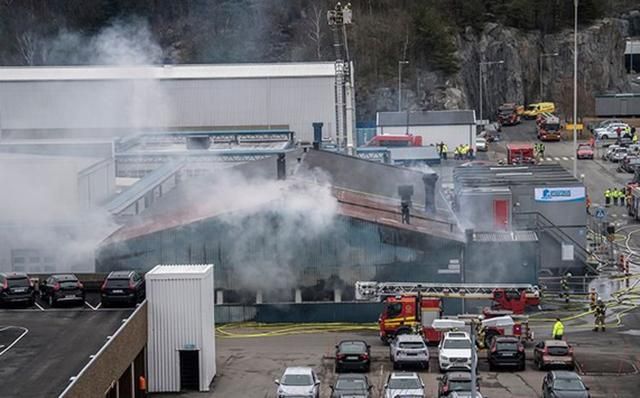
(507, 142, 536, 165)
(536, 113, 562, 141)
(366, 134, 423, 147)
(355, 282, 540, 344)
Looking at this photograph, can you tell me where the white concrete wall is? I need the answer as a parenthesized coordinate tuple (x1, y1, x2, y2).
(376, 124, 476, 151)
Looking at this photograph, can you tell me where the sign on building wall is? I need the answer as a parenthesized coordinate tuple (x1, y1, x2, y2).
(534, 187, 585, 203)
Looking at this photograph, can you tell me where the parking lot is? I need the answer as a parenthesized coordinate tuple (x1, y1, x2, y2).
(194, 324, 640, 398)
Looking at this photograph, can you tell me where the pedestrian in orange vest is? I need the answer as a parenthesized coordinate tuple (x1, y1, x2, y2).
(139, 375, 147, 397)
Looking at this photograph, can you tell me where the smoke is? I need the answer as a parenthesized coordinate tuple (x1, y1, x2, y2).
(172, 167, 339, 293)
(0, 19, 170, 274)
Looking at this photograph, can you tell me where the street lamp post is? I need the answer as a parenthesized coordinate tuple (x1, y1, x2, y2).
(478, 60, 504, 123)
(539, 52, 559, 100)
(573, 0, 578, 178)
(398, 60, 409, 112)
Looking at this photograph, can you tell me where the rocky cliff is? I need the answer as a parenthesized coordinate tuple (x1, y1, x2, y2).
(373, 13, 637, 121)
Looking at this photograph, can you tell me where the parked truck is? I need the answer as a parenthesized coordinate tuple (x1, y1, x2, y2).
(507, 142, 536, 165)
(497, 103, 522, 126)
(537, 113, 562, 141)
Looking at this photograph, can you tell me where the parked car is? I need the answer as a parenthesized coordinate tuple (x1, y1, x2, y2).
(590, 119, 622, 132)
(40, 274, 85, 307)
(0, 272, 35, 307)
(449, 393, 484, 398)
(542, 370, 590, 398)
(390, 334, 430, 370)
(619, 156, 640, 173)
(488, 336, 525, 371)
(438, 331, 473, 372)
(100, 270, 145, 307)
(576, 143, 594, 159)
(610, 147, 629, 162)
(335, 340, 371, 372)
(383, 372, 425, 398)
(594, 123, 631, 140)
(475, 137, 488, 152)
(275, 367, 320, 398)
(437, 371, 479, 397)
(331, 374, 372, 398)
(533, 340, 575, 370)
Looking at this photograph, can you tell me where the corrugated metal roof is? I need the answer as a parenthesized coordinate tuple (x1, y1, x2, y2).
(473, 231, 538, 242)
(0, 62, 337, 82)
(377, 110, 476, 127)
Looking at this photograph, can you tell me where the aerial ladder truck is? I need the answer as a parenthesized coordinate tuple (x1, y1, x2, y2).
(355, 281, 540, 346)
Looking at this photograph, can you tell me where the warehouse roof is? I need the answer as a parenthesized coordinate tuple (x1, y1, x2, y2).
(377, 110, 476, 127)
(0, 62, 336, 82)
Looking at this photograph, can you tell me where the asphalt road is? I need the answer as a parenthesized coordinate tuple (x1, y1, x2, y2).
(0, 308, 133, 398)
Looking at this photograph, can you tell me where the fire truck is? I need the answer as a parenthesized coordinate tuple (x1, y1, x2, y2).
(366, 134, 423, 147)
(536, 113, 562, 141)
(497, 103, 522, 126)
(355, 281, 540, 345)
(506, 142, 536, 165)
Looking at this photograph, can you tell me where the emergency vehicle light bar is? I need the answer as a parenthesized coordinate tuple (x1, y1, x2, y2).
(355, 281, 540, 301)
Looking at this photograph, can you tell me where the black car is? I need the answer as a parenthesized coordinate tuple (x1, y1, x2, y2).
(40, 274, 85, 307)
(542, 370, 590, 398)
(330, 374, 372, 398)
(488, 336, 526, 371)
(335, 340, 371, 372)
(437, 371, 479, 398)
(100, 271, 145, 307)
(0, 272, 35, 307)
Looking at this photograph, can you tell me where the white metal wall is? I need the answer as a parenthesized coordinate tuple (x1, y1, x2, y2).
(77, 159, 115, 209)
(0, 77, 336, 143)
(147, 265, 215, 392)
(377, 124, 476, 150)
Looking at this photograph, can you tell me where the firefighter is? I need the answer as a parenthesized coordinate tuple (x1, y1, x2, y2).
(560, 272, 571, 303)
(476, 324, 486, 349)
(401, 200, 410, 224)
(586, 194, 592, 215)
(540, 143, 546, 159)
(442, 143, 448, 160)
(593, 299, 606, 332)
(454, 146, 460, 160)
(552, 317, 564, 340)
(139, 375, 147, 397)
(589, 289, 597, 311)
(633, 133, 638, 145)
(604, 188, 611, 207)
(620, 188, 626, 207)
(613, 188, 620, 206)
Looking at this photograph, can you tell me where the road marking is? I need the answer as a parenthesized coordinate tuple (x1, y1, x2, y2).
(34, 302, 45, 311)
(0, 326, 29, 357)
(546, 157, 553, 161)
(95, 302, 102, 310)
(554, 157, 561, 161)
(562, 157, 569, 160)
(84, 301, 97, 311)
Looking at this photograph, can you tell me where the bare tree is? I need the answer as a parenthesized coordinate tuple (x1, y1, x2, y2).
(305, 3, 324, 60)
(16, 30, 38, 65)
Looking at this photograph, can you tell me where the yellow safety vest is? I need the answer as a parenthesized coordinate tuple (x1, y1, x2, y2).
(552, 321, 564, 337)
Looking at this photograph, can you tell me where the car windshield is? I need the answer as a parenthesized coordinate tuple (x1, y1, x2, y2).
(282, 374, 312, 386)
(399, 342, 425, 349)
(578, 145, 590, 149)
(339, 342, 366, 353)
(8, 278, 29, 287)
(443, 339, 471, 349)
(496, 342, 518, 351)
(546, 123, 560, 131)
(335, 379, 366, 390)
(553, 378, 585, 391)
(547, 346, 569, 356)
(59, 280, 78, 288)
(388, 378, 421, 390)
(450, 380, 472, 391)
(106, 279, 130, 288)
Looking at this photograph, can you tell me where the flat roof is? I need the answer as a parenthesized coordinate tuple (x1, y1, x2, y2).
(0, 62, 337, 82)
(147, 264, 213, 278)
(377, 110, 476, 127)
(0, 309, 133, 398)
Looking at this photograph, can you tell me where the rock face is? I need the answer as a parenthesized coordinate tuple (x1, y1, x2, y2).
(403, 17, 632, 119)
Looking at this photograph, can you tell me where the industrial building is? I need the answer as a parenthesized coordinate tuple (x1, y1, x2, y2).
(0, 63, 347, 144)
(376, 110, 476, 150)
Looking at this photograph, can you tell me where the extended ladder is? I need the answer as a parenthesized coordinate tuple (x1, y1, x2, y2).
(355, 281, 540, 301)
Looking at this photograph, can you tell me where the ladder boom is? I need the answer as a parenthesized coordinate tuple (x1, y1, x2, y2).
(355, 281, 540, 301)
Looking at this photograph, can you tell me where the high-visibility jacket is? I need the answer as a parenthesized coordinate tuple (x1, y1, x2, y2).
(552, 321, 564, 337)
(442, 144, 448, 153)
(604, 190, 611, 198)
(633, 134, 638, 144)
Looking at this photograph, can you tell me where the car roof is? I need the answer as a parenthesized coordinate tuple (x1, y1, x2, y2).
(336, 374, 367, 381)
(338, 339, 367, 345)
(51, 274, 77, 281)
(544, 340, 569, 346)
(390, 371, 419, 379)
(550, 370, 581, 379)
(1, 272, 29, 279)
(494, 336, 519, 343)
(446, 371, 472, 380)
(283, 366, 313, 375)
(444, 331, 470, 339)
(108, 271, 134, 278)
(396, 334, 425, 342)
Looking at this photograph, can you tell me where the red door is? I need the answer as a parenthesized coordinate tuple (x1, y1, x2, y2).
(494, 200, 509, 230)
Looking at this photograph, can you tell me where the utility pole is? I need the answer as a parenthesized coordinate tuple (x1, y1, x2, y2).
(478, 60, 504, 123)
(539, 52, 559, 100)
(573, 0, 578, 178)
(398, 60, 409, 112)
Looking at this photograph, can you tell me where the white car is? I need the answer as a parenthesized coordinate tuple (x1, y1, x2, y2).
(594, 123, 631, 140)
(390, 334, 430, 369)
(475, 137, 488, 152)
(438, 331, 474, 372)
(275, 367, 320, 398)
(383, 372, 425, 398)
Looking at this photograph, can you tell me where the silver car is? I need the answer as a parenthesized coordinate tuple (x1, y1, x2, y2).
(390, 334, 430, 370)
(275, 367, 320, 398)
(384, 372, 425, 398)
(610, 147, 629, 163)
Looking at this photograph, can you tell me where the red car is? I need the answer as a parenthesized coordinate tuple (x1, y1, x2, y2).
(576, 143, 594, 159)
